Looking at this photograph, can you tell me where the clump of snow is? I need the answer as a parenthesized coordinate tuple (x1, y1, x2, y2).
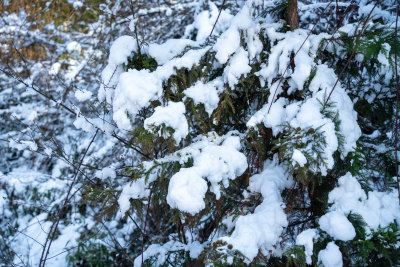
(222, 160, 293, 261)
(223, 47, 251, 88)
(118, 162, 160, 214)
(73, 115, 95, 133)
(118, 134, 246, 215)
(66, 41, 81, 53)
(95, 167, 116, 180)
(309, 64, 361, 158)
(184, 79, 222, 116)
(290, 97, 337, 174)
(148, 39, 195, 65)
(214, 25, 241, 64)
(113, 69, 162, 130)
(318, 242, 343, 267)
(296, 229, 318, 265)
(68, 0, 83, 9)
(167, 168, 208, 214)
(75, 89, 92, 102)
(108, 35, 137, 66)
(212, 3, 254, 64)
(292, 149, 307, 167)
(167, 135, 247, 214)
(319, 211, 355, 241)
(246, 98, 287, 136)
(256, 29, 322, 88)
(144, 102, 188, 143)
(188, 241, 205, 259)
(99, 35, 138, 103)
(327, 173, 400, 232)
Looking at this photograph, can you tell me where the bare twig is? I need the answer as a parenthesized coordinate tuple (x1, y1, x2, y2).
(142, 187, 153, 265)
(39, 129, 99, 267)
(208, 0, 227, 40)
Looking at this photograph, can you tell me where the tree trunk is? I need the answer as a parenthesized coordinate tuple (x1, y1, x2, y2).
(287, 0, 299, 30)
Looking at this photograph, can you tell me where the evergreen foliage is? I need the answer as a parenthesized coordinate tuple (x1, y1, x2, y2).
(0, 0, 400, 266)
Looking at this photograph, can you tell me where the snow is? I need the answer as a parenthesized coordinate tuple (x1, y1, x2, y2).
(257, 29, 314, 88)
(73, 115, 95, 133)
(119, 178, 148, 214)
(319, 211, 356, 241)
(292, 149, 307, 167)
(98, 35, 138, 104)
(289, 48, 313, 92)
(290, 97, 338, 174)
(68, 0, 83, 9)
(222, 160, 293, 261)
(187, 1, 233, 41)
(296, 229, 318, 265)
(327, 173, 400, 232)
(108, 35, 137, 66)
(113, 69, 162, 130)
(212, 3, 254, 64)
(184, 79, 222, 116)
(166, 168, 208, 215)
(0, 170, 75, 265)
(118, 161, 161, 214)
(148, 39, 195, 65)
(12, 214, 81, 266)
(75, 89, 92, 101)
(110, 47, 208, 129)
(9, 139, 38, 152)
(3, 0, 398, 266)
(144, 101, 188, 143)
(95, 167, 116, 180)
(118, 133, 246, 215)
(318, 242, 343, 267)
(247, 98, 287, 136)
(214, 27, 241, 64)
(67, 41, 81, 53)
(167, 135, 247, 213)
(133, 240, 205, 267)
(223, 47, 251, 88)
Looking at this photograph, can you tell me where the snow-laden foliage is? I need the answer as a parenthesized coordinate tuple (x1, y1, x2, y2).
(1, 0, 400, 266)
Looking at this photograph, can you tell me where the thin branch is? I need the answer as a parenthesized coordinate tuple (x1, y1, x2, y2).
(324, 2, 378, 105)
(39, 129, 99, 267)
(208, 0, 227, 40)
(142, 187, 153, 265)
(267, 0, 334, 113)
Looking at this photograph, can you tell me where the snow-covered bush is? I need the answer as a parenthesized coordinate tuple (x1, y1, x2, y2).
(90, 0, 400, 265)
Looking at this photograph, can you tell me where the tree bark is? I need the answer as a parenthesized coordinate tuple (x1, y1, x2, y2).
(287, 0, 299, 30)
